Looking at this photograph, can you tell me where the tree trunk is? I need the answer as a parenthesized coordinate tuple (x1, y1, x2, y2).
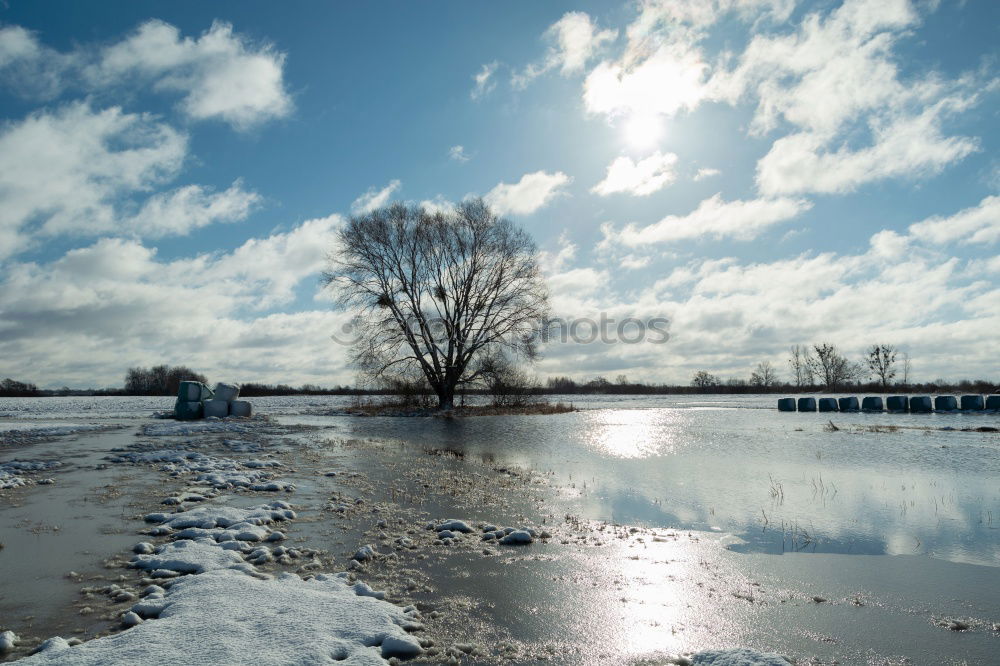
(437, 383, 455, 410)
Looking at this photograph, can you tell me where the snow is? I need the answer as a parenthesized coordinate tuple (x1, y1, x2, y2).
(499, 529, 534, 545)
(19, 569, 423, 665)
(681, 648, 791, 665)
(0, 631, 18, 653)
(435, 519, 473, 533)
(141, 421, 257, 437)
(107, 448, 292, 492)
(130, 539, 255, 576)
(0, 460, 61, 489)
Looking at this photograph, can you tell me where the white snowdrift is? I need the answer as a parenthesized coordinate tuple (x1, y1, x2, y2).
(19, 569, 424, 665)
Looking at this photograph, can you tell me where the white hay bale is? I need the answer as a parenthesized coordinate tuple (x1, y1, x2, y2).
(229, 401, 252, 418)
(213, 383, 240, 402)
(203, 399, 230, 418)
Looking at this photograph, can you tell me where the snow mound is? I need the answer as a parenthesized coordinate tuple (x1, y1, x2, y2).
(144, 502, 295, 537)
(130, 539, 254, 576)
(107, 449, 291, 492)
(20, 569, 423, 665)
(675, 648, 792, 665)
(0, 460, 61, 489)
(142, 421, 256, 437)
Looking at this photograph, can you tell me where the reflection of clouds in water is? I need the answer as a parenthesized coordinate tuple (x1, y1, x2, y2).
(334, 400, 999, 566)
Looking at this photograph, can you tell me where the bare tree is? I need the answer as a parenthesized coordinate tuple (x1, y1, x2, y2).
(749, 361, 778, 388)
(324, 199, 549, 410)
(788, 344, 814, 386)
(806, 343, 861, 391)
(901, 352, 912, 386)
(866, 344, 897, 389)
(691, 370, 720, 390)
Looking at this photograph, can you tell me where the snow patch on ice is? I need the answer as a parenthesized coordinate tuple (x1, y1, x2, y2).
(0, 459, 61, 489)
(20, 569, 422, 665)
(107, 449, 292, 492)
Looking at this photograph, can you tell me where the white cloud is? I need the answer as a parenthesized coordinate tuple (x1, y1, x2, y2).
(583, 42, 709, 120)
(707, 0, 985, 196)
(128, 180, 261, 238)
(592, 151, 678, 196)
(448, 145, 470, 162)
(471, 61, 499, 100)
(0, 215, 347, 387)
(484, 171, 572, 216)
(513, 12, 617, 88)
(93, 20, 291, 129)
(351, 180, 401, 215)
(418, 196, 455, 216)
(755, 98, 981, 196)
(602, 194, 810, 246)
(694, 167, 720, 180)
(0, 102, 187, 257)
(908, 195, 1000, 245)
(0, 20, 291, 130)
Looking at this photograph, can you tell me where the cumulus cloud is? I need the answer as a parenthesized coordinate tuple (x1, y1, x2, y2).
(0, 215, 346, 387)
(512, 12, 616, 88)
(484, 171, 572, 216)
(127, 181, 261, 238)
(0, 102, 187, 257)
(471, 61, 499, 100)
(418, 195, 455, 216)
(694, 167, 720, 180)
(908, 195, 1000, 245)
(0, 20, 292, 129)
(591, 152, 678, 196)
(350, 180, 401, 215)
(710, 0, 984, 195)
(448, 145, 470, 162)
(601, 194, 810, 246)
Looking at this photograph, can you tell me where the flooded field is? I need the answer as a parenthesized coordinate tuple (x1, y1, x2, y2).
(1, 395, 997, 664)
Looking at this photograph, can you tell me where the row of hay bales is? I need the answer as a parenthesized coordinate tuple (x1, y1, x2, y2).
(174, 381, 252, 420)
(778, 395, 1000, 413)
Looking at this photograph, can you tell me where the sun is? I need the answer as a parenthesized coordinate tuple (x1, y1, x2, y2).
(622, 113, 663, 150)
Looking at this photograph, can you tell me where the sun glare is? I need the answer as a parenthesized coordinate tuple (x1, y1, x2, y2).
(622, 113, 663, 150)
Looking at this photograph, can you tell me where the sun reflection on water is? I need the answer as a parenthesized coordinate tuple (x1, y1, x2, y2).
(582, 409, 683, 458)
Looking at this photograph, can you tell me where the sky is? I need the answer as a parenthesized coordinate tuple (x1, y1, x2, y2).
(0, 0, 997, 389)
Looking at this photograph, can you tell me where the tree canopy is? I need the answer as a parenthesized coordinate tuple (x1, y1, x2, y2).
(324, 199, 549, 409)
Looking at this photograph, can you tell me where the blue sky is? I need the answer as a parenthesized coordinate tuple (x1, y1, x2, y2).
(0, 0, 997, 388)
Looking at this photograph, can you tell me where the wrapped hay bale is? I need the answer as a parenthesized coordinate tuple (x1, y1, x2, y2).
(838, 397, 859, 412)
(861, 396, 883, 412)
(986, 395, 1000, 411)
(203, 399, 230, 418)
(213, 383, 240, 402)
(886, 396, 909, 413)
(960, 395, 984, 411)
(229, 400, 252, 418)
(818, 397, 838, 412)
(178, 381, 214, 402)
(934, 395, 958, 411)
(777, 398, 796, 412)
(797, 397, 816, 412)
(910, 396, 932, 413)
(174, 400, 204, 421)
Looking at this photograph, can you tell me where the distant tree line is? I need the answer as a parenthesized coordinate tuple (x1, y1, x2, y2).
(124, 365, 208, 396)
(0, 378, 40, 397)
